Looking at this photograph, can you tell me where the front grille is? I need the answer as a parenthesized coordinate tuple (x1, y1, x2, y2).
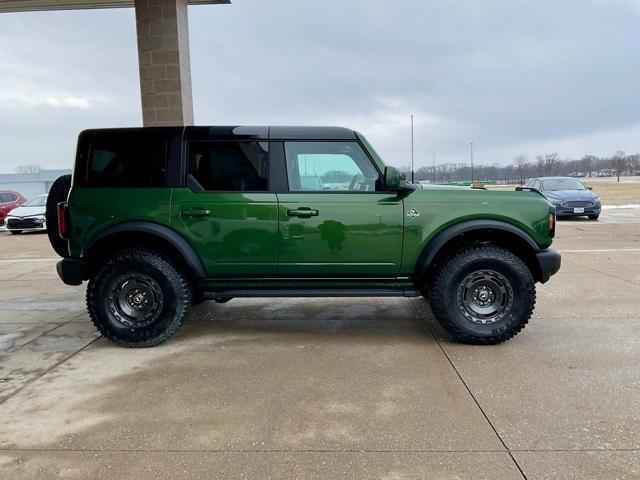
(7, 218, 40, 229)
(561, 201, 594, 208)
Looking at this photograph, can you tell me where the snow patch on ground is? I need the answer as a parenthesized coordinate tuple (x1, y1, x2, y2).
(602, 204, 640, 210)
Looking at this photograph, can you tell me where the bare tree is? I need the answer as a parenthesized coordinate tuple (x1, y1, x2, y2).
(543, 153, 558, 176)
(534, 156, 545, 176)
(513, 155, 528, 183)
(612, 151, 626, 182)
(15, 164, 44, 174)
(580, 155, 596, 177)
(386, 150, 639, 183)
(625, 153, 640, 176)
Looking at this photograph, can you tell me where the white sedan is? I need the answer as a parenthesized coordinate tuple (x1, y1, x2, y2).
(5, 194, 47, 234)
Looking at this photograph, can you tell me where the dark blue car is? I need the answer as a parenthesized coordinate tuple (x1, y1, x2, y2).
(525, 177, 601, 220)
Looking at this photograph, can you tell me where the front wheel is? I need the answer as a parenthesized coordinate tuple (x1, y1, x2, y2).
(426, 245, 536, 344)
(87, 248, 192, 347)
(10, 230, 22, 235)
(588, 214, 600, 220)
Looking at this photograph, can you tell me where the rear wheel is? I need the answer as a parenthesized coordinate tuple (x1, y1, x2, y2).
(87, 248, 192, 347)
(426, 245, 535, 344)
(46, 174, 72, 257)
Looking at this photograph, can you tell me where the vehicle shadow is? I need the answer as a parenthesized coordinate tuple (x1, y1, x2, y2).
(175, 297, 433, 339)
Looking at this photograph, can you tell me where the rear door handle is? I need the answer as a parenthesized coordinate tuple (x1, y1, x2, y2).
(181, 208, 212, 217)
(287, 207, 319, 218)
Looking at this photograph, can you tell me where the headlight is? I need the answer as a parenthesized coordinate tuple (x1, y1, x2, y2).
(546, 196, 562, 205)
(34, 215, 45, 222)
(594, 196, 601, 205)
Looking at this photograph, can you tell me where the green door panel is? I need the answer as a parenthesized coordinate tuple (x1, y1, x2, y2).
(67, 187, 173, 257)
(171, 189, 278, 276)
(277, 193, 404, 276)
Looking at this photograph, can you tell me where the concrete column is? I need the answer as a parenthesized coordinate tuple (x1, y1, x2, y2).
(134, 0, 194, 126)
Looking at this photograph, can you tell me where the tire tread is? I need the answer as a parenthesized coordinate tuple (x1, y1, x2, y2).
(86, 247, 191, 347)
(428, 244, 536, 344)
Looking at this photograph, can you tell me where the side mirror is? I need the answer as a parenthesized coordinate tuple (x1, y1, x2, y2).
(384, 166, 405, 191)
(587, 186, 593, 190)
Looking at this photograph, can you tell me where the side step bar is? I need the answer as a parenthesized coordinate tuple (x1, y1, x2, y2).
(203, 287, 421, 300)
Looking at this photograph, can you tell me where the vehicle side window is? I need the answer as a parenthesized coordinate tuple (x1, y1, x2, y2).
(284, 141, 379, 192)
(87, 132, 168, 187)
(0, 193, 12, 203)
(188, 141, 268, 192)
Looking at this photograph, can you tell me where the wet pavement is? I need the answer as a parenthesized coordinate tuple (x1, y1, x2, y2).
(1, 211, 639, 479)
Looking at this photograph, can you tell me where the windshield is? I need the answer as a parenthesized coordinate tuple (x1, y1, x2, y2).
(24, 195, 47, 207)
(541, 178, 587, 191)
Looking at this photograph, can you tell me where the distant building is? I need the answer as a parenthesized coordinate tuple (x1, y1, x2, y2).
(0, 170, 71, 199)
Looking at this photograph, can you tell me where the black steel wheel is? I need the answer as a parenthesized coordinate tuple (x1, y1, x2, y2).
(87, 248, 192, 347)
(109, 273, 165, 328)
(426, 245, 535, 344)
(457, 269, 513, 325)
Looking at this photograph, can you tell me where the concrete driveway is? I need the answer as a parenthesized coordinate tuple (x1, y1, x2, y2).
(0, 211, 639, 479)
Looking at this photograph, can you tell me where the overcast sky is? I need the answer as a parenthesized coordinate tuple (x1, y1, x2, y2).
(0, 0, 638, 173)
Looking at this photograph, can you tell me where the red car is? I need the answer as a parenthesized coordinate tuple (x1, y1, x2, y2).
(0, 190, 26, 225)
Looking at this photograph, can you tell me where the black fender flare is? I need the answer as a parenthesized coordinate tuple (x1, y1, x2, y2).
(414, 219, 540, 278)
(82, 221, 207, 278)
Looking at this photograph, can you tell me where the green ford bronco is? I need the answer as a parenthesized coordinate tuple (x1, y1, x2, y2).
(47, 126, 560, 347)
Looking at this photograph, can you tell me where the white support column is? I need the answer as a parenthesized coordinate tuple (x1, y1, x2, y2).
(134, 0, 194, 126)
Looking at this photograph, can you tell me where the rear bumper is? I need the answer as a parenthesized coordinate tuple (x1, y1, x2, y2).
(56, 258, 84, 286)
(535, 248, 561, 283)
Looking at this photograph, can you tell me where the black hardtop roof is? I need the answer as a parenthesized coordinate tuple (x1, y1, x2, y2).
(80, 126, 358, 141)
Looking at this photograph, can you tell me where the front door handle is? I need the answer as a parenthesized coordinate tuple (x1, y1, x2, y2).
(287, 207, 319, 218)
(181, 208, 212, 217)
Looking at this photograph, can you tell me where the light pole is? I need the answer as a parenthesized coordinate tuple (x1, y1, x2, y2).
(470, 142, 474, 184)
(432, 154, 436, 183)
(410, 114, 415, 183)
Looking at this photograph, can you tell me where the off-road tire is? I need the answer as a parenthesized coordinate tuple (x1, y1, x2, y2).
(426, 245, 535, 344)
(588, 214, 600, 221)
(46, 174, 72, 257)
(87, 248, 192, 347)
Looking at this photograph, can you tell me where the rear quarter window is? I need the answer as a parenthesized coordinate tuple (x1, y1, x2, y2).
(86, 132, 168, 187)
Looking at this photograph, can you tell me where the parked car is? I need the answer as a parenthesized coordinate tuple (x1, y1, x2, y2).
(48, 126, 560, 348)
(5, 194, 48, 234)
(0, 190, 26, 226)
(523, 177, 601, 220)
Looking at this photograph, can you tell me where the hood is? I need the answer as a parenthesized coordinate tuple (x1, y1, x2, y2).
(543, 189, 598, 201)
(7, 205, 45, 217)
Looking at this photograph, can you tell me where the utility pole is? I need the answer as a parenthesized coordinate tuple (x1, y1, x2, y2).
(470, 141, 474, 184)
(410, 114, 415, 183)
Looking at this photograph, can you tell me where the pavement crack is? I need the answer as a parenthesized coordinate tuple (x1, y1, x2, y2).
(0, 336, 100, 405)
(409, 298, 529, 479)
